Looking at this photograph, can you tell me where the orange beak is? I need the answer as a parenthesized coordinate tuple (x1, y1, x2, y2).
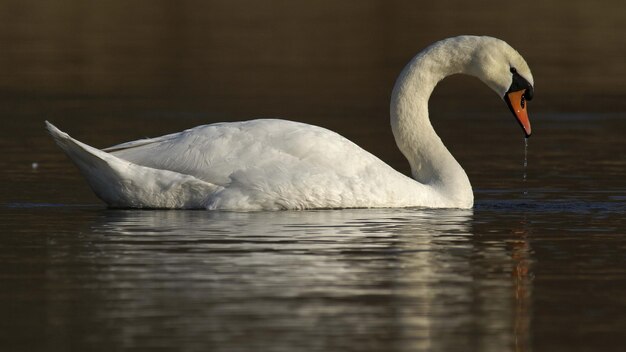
(505, 89, 532, 137)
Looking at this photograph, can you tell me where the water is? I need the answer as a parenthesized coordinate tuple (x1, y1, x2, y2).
(2, 1, 626, 351)
(2, 114, 625, 352)
(3, 201, 624, 352)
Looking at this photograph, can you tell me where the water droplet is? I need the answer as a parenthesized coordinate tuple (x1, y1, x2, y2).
(522, 138, 528, 196)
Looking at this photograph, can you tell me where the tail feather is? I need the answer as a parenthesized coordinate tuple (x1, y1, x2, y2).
(45, 121, 219, 208)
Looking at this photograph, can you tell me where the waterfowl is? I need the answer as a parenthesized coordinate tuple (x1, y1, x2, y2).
(47, 35, 534, 210)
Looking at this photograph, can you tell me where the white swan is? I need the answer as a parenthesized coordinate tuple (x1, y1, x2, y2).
(47, 35, 534, 210)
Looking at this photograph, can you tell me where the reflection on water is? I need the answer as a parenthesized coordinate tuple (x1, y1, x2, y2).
(1, 114, 625, 351)
(3, 111, 626, 352)
(12, 208, 536, 351)
(511, 220, 532, 352)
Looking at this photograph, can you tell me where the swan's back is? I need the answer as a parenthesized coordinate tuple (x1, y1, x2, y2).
(110, 119, 377, 184)
(105, 119, 422, 209)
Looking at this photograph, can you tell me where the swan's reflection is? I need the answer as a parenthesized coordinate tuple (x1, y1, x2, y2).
(511, 220, 533, 352)
(77, 208, 532, 351)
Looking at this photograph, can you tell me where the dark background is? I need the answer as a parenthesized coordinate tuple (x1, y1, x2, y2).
(2, 0, 624, 115)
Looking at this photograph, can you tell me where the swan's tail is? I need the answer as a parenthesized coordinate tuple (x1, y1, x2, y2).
(45, 121, 218, 208)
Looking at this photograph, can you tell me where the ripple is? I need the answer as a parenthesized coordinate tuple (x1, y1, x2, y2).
(476, 199, 626, 214)
(4, 202, 98, 209)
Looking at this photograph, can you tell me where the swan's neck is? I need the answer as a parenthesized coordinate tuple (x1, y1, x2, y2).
(391, 38, 476, 207)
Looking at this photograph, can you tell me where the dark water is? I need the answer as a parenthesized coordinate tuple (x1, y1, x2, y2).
(4, 113, 625, 352)
(2, 1, 626, 351)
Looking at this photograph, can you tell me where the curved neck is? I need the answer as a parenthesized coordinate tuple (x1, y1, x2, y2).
(390, 37, 477, 207)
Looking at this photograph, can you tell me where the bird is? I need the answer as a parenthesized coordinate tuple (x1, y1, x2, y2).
(46, 35, 534, 210)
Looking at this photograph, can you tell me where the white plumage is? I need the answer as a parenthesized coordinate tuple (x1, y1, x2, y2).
(47, 36, 534, 210)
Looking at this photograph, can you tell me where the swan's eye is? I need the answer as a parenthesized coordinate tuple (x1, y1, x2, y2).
(510, 67, 517, 74)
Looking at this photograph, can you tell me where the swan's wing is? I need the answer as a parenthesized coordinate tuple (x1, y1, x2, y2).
(102, 131, 184, 152)
(109, 119, 395, 186)
(50, 119, 426, 209)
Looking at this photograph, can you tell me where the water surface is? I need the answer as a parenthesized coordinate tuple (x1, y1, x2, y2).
(2, 113, 625, 352)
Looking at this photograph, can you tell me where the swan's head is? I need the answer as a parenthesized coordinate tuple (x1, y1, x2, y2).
(467, 36, 534, 137)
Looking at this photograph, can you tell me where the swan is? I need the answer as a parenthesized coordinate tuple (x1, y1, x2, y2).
(46, 35, 534, 210)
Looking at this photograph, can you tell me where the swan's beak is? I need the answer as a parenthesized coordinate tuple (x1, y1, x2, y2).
(505, 89, 532, 137)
